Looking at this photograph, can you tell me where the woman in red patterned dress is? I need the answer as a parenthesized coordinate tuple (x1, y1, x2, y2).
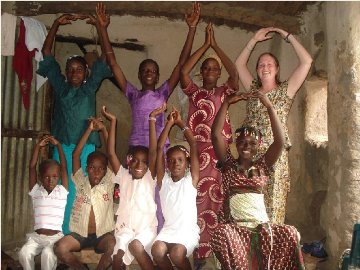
(180, 22, 239, 265)
(210, 92, 304, 270)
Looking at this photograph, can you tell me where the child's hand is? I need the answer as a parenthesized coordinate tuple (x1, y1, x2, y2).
(150, 103, 167, 118)
(251, 91, 272, 108)
(225, 92, 249, 106)
(166, 109, 176, 126)
(90, 117, 105, 131)
(57, 14, 87, 25)
(172, 107, 183, 125)
(205, 22, 212, 46)
(101, 106, 116, 121)
(185, 2, 200, 28)
(95, 2, 110, 28)
(47, 136, 60, 146)
(209, 23, 217, 47)
(37, 135, 51, 147)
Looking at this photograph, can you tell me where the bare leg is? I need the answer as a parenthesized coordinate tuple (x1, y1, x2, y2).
(151, 241, 173, 270)
(54, 235, 86, 270)
(168, 244, 191, 270)
(95, 233, 116, 270)
(112, 249, 126, 270)
(128, 239, 154, 270)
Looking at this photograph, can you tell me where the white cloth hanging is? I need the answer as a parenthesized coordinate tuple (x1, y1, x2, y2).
(1, 13, 17, 56)
(21, 16, 48, 91)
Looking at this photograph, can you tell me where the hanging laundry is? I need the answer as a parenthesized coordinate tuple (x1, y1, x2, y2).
(13, 19, 35, 110)
(21, 16, 48, 91)
(1, 13, 17, 56)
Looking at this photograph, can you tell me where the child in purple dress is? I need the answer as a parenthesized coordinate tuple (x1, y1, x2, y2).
(93, 3, 201, 232)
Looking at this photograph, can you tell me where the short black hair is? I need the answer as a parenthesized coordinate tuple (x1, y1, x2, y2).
(87, 151, 108, 167)
(39, 159, 60, 177)
(65, 55, 88, 71)
(166, 145, 191, 164)
(127, 145, 149, 157)
(138, 59, 159, 74)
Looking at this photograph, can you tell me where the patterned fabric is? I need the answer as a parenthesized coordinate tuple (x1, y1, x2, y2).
(210, 152, 304, 270)
(243, 79, 293, 224)
(183, 81, 236, 259)
(70, 168, 115, 237)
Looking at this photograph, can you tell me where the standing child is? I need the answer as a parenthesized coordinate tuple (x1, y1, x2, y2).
(94, 2, 200, 232)
(101, 104, 165, 270)
(179, 22, 239, 263)
(19, 135, 68, 270)
(54, 118, 116, 270)
(37, 14, 112, 234)
(151, 107, 200, 270)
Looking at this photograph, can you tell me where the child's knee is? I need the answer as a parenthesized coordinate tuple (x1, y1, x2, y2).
(41, 246, 56, 260)
(53, 239, 67, 257)
(151, 241, 167, 261)
(19, 246, 34, 261)
(169, 245, 187, 264)
(128, 239, 144, 255)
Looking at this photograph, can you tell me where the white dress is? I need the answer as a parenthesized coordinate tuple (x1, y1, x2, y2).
(155, 172, 200, 257)
(112, 166, 158, 265)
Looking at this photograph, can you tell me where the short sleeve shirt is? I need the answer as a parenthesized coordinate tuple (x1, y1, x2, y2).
(37, 56, 112, 146)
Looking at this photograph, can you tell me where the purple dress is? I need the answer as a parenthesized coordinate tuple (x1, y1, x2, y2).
(126, 81, 170, 232)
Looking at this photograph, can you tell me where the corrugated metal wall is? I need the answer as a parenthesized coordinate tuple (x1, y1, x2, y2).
(1, 55, 49, 248)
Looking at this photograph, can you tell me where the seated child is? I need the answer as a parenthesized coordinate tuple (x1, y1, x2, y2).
(19, 135, 68, 270)
(151, 107, 200, 270)
(101, 104, 165, 270)
(54, 118, 116, 270)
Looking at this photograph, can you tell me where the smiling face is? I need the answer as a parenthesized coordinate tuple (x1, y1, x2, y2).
(138, 60, 159, 90)
(166, 148, 189, 182)
(40, 164, 60, 193)
(236, 133, 259, 160)
(256, 53, 280, 84)
(86, 154, 107, 187)
(128, 150, 149, 179)
(200, 58, 221, 85)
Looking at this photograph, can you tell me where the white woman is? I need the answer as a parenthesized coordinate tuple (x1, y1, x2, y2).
(235, 27, 313, 224)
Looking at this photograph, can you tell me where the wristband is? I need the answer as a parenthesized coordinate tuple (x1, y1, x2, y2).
(181, 126, 189, 132)
(284, 33, 291, 43)
(149, 117, 156, 121)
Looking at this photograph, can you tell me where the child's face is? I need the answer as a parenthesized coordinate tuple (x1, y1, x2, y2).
(86, 158, 107, 187)
(236, 134, 258, 159)
(40, 165, 60, 193)
(138, 62, 159, 88)
(167, 150, 188, 182)
(129, 151, 149, 179)
(66, 60, 87, 88)
(200, 58, 221, 84)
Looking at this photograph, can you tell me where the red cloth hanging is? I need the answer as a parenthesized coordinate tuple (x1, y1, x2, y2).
(13, 19, 36, 110)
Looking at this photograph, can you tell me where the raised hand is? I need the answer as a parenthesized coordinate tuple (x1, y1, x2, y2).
(95, 2, 110, 28)
(253, 27, 275, 42)
(225, 92, 249, 105)
(251, 91, 272, 108)
(185, 2, 200, 28)
(271, 27, 289, 39)
(150, 103, 167, 118)
(205, 22, 212, 46)
(47, 136, 60, 146)
(57, 14, 87, 25)
(209, 22, 217, 47)
(101, 106, 116, 121)
(172, 106, 183, 125)
(91, 117, 105, 131)
(37, 135, 51, 147)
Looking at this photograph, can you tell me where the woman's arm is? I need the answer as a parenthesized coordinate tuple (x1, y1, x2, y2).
(180, 22, 211, 89)
(101, 106, 121, 173)
(210, 23, 239, 90)
(95, 3, 127, 92)
(252, 92, 285, 167)
(211, 93, 249, 163)
(235, 27, 274, 91)
(149, 103, 167, 178)
(272, 28, 313, 98)
(168, 2, 200, 93)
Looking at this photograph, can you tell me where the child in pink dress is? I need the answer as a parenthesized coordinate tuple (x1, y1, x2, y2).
(101, 104, 165, 270)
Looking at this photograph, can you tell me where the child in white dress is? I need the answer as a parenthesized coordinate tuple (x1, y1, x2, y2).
(102, 104, 166, 270)
(151, 107, 200, 270)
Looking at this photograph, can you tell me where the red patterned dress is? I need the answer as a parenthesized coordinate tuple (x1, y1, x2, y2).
(210, 152, 304, 270)
(183, 81, 236, 259)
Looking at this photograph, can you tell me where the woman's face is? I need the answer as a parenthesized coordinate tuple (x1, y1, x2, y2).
(167, 149, 188, 182)
(200, 58, 221, 84)
(138, 62, 159, 89)
(65, 60, 87, 88)
(236, 133, 259, 159)
(256, 54, 279, 83)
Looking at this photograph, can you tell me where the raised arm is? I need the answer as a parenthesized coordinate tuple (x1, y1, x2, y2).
(48, 136, 69, 190)
(94, 3, 127, 92)
(235, 27, 274, 91)
(252, 91, 285, 167)
(149, 103, 167, 178)
(29, 136, 50, 191)
(168, 2, 200, 93)
(210, 23, 239, 90)
(272, 28, 313, 98)
(101, 106, 121, 173)
(180, 22, 211, 89)
(72, 120, 95, 174)
(42, 14, 86, 56)
(156, 112, 175, 188)
(173, 109, 199, 188)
